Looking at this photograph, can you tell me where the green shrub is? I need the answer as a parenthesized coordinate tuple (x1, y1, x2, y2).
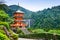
(11, 33, 18, 40)
(0, 32, 10, 40)
(18, 29, 60, 40)
(48, 30, 60, 35)
(0, 22, 10, 30)
(0, 30, 5, 34)
(19, 33, 53, 39)
(32, 29, 46, 33)
(9, 30, 18, 40)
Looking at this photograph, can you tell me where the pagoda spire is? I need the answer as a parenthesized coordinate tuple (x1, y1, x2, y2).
(18, 2, 19, 6)
(17, 2, 19, 10)
(16, 2, 24, 13)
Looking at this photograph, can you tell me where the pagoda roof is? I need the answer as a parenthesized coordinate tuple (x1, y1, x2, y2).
(16, 10, 24, 13)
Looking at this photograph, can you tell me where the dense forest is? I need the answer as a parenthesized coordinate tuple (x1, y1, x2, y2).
(31, 6, 60, 29)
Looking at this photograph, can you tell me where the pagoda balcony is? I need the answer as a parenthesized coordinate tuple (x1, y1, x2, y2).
(14, 18, 23, 20)
(13, 16, 24, 18)
(14, 14, 24, 17)
(14, 20, 26, 22)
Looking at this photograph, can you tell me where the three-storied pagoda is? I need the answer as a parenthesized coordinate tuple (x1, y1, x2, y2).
(11, 10, 27, 28)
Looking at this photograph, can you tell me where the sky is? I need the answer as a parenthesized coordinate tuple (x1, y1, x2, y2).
(4, 0, 60, 11)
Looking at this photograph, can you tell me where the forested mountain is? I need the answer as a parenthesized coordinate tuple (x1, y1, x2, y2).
(31, 6, 60, 29)
(0, 4, 14, 16)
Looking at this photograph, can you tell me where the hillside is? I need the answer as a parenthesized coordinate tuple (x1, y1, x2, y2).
(0, 4, 14, 16)
(31, 5, 60, 29)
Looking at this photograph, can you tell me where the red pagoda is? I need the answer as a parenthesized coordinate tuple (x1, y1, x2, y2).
(11, 10, 27, 28)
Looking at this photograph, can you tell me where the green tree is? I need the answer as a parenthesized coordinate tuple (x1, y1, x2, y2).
(0, 10, 9, 22)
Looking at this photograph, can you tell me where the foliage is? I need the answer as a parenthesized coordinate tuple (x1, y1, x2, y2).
(11, 33, 18, 40)
(17, 29, 24, 35)
(0, 4, 18, 40)
(0, 32, 10, 40)
(0, 10, 11, 30)
(48, 29, 60, 35)
(0, 30, 5, 34)
(0, 10, 9, 22)
(32, 29, 46, 33)
(31, 6, 60, 29)
(0, 22, 10, 30)
(19, 28, 60, 39)
(19, 33, 53, 39)
(9, 30, 18, 40)
(19, 32, 60, 40)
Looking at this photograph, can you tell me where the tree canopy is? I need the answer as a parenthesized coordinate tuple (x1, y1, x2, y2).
(0, 10, 9, 21)
(31, 6, 60, 29)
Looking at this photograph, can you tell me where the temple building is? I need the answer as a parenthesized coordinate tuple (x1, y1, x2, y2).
(11, 10, 27, 28)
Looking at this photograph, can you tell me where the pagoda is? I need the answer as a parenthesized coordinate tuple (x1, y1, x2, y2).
(11, 10, 27, 28)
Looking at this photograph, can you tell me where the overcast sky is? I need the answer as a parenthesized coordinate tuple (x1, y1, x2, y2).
(4, 0, 60, 11)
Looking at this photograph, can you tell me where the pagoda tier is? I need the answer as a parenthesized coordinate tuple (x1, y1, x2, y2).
(14, 17, 23, 20)
(11, 22, 27, 28)
(14, 12, 24, 17)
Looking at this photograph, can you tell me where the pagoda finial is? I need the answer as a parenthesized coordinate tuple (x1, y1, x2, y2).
(16, 2, 24, 13)
(18, 2, 19, 6)
(17, 2, 19, 10)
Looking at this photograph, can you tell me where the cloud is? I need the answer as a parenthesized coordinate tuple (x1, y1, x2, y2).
(0, 0, 5, 4)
